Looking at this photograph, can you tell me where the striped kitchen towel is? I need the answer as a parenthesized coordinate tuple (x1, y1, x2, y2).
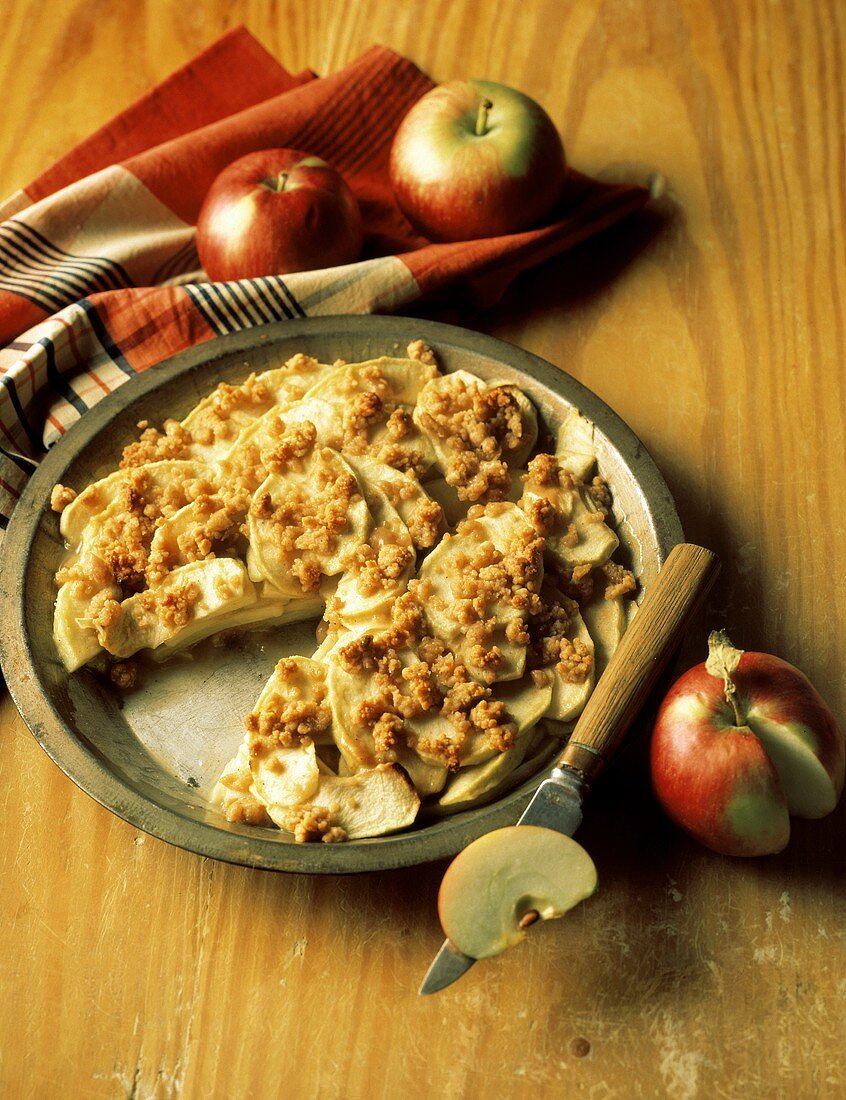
(0, 25, 651, 532)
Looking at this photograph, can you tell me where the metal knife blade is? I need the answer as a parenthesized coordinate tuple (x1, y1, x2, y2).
(419, 940, 476, 995)
(418, 768, 587, 995)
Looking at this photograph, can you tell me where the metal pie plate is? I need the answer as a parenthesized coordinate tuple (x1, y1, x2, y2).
(0, 316, 682, 872)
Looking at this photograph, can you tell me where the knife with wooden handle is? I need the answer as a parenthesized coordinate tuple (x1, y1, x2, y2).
(419, 542, 721, 995)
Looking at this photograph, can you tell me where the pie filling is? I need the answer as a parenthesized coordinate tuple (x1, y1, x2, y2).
(51, 340, 635, 842)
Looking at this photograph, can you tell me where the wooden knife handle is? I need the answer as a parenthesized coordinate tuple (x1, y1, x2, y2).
(557, 542, 720, 780)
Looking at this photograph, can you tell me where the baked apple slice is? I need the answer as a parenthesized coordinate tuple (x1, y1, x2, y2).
(247, 448, 373, 596)
(280, 763, 421, 840)
(555, 407, 596, 481)
(520, 453, 618, 569)
(413, 371, 538, 493)
(92, 558, 257, 658)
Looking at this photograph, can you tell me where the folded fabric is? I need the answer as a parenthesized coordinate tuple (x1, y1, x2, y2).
(0, 25, 651, 532)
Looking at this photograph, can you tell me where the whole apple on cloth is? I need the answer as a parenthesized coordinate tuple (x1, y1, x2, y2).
(390, 79, 567, 241)
(196, 148, 364, 279)
(0, 26, 654, 533)
(650, 630, 845, 856)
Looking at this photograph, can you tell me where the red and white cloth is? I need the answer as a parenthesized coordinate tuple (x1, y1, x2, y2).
(0, 26, 650, 532)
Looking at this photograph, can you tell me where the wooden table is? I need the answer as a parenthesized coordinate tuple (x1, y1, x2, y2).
(2, 2, 844, 1097)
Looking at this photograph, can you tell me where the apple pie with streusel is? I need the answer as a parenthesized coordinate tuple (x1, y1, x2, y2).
(50, 340, 635, 842)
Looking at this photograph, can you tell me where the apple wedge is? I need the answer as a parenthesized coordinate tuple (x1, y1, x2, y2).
(325, 639, 451, 792)
(581, 593, 628, 679)
(53, 556, 121, 671)
(424, 469, 525, 528)
(438, 825, 598, 960)
(178, 362, 328, 462)
(303, 355, 439, 407)
(326, 456, 415, 631)
(519, 453, 618, 569)
(250, 740, 321, 817)
(211, 738, 273, 827)
(416, 502, 538, 683)
(432, 730, 535, 810)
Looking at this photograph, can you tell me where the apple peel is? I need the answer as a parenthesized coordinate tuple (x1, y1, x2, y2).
(438, 825, 598, 960)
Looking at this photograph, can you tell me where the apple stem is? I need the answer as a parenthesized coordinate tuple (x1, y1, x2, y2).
(518, 909, 540, 930)
(277, 171, 288, 192)
(705, 629, 746, 727)
(475, 98, 493, 137)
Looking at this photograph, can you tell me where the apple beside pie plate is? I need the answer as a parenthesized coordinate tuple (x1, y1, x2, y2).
(0, 316, 682, 873)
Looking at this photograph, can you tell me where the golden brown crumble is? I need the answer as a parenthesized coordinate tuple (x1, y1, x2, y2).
(157, 581, 201, 629)
(222, 794, 273, 827)
(525, 495, 559, 535)
(181, 492, 247, 557)
(588, 476, 613, 515)
(416, 376, 529, 501)
(343, 391, 385, 450)
(347, 542, 414, 598)
(525, 453, 561, 487)
(284, 805, 348, 844)
(445, 523, 543, 633)
(371, 712, 406, 754)
(386, 407, 414, 441)
(262, 420, 318, 472)
(251, 460, 361, 592)
(556, 637, 594, 682)
(407, 339, 438, 365)
(120, 419, 194, 467)
(55, 551, 115, 596)
(51, 484, 77, 512)
(560, 562, 595, 604)
(405, 499, 443, 549)
(90, 596, 122, 632)
(284, 353, 320, 374)
(527, 589, 575, 667)
(247, 694, 332, 749)
(602, 561, 636, 600)
(371, 441, 430, 478)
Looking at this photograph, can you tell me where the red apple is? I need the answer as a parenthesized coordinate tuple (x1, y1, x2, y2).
(650, 631, 845, 857)
(196, 148, 363, 280)
(389, 79, 566, 242)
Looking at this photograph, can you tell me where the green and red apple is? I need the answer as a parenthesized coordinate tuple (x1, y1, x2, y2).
(650, 631, 845, 856)
(389, 79, 567, 242)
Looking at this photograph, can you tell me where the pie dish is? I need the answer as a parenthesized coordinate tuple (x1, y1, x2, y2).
(0, 316, 683, 872)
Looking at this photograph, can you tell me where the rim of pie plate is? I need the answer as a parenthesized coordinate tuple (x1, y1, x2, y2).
(0, 316, 683, 873)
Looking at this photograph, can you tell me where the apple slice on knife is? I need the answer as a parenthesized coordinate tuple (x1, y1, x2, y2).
(438, 825, 597, 960)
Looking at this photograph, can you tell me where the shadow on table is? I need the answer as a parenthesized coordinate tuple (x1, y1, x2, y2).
(412, 179, 678, 331)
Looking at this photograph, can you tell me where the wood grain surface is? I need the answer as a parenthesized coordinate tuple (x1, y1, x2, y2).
(2, 2, 845, 1098)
